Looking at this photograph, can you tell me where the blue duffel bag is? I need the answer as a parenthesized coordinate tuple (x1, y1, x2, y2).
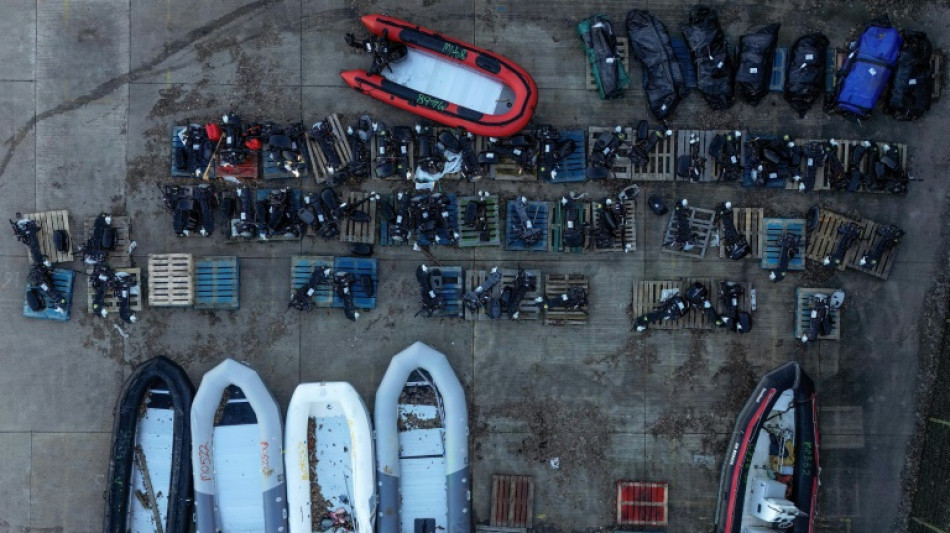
(834, 17, 902, 119)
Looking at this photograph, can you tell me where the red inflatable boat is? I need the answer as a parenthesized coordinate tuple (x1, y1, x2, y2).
(340, 14, 538, 138)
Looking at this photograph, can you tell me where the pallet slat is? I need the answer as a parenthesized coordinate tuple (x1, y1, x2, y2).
(628, 130, 675, 181)
(309, 114, 353, 183)
(719, 207, 764, 259)
(662, 205, 716, 259)
(490, 475, 534, 529)
(543, 274, 589, 325)
(846, 220, 900, 280)
(616, 481, 668, 527)
(548, 201, 588, 254)
(148, 253, 194, 307)
(804, 210, 863, 271)
(631, 281, 681, 330)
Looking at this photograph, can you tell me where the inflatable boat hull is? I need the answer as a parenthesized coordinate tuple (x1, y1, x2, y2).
(714, 361, 819, 533)
(341, 14, 538, 138)
(103, 356, 194, 533)
(285, 382, 376, 533)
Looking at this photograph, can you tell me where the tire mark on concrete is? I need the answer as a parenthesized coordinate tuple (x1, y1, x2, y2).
(0, 0, 286, 183)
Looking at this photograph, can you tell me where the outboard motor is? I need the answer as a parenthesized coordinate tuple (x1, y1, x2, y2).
(463, 267, 502, 318)
(859, 223, 904, 267)
(667, 199, 698, 250)
(769, 232, 802, 282)
(684, 282, 723, 326)
(512, 197, 544, 246)
(561, 195, 586, 248)
(635, 293, 688, 331)
(823, 222, 862, 269)
(415, 265, 445, 317)
(801, 293, 833, 343)
(717, 202, 750, 260)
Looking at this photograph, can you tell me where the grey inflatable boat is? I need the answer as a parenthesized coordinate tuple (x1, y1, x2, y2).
(375, 342, 471, 533)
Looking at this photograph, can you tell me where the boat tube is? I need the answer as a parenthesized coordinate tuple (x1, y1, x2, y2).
(285, 382, 376, 533)
(714, 361, 819, 533)
(341, 14, 538, 138)
(191, 359, 288, 533)
(375, 341, 470, 533)
(103, 356, 194, 533)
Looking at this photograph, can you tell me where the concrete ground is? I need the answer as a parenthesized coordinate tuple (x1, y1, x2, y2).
(0, 0, 948, 531)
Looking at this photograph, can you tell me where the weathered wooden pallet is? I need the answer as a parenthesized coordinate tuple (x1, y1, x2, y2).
(548, 200, 587, 254)
(543, 274, 589, 326)
(333, 256, 378, 310)
(932, 51, 943, 99)
(491, 474, 535, 529)
(84, 215, 132, 270)
(589, 126, 634, 179)
(709, 130, 746, 181)
(661, 205, 716, 259)
(719, 207, 764, 259)
(290, 255, 335, 308)
(795, 287, 841, 340)
(505, 200, 550, 251)
(717, 280, 755, 315)
(22, 268, 74, 321)
(193, 256, 239, 310)
(307, 113, 352, 184)
(585, 36, 631, 91)
(675, 130, 714, 182)
(761, 218, 806, 271)
(368, 129, 414, 181)
(804, 210, 863, 271)
(147, 253, 194, 307)
(631, 280, 681, 330)
(589, 198, 636, 253)
(616, 480, 668, 527)
(214, 151, 259, 182)
(463, 268, 543, 321)
(846, 219, 900, 280)
(456, 196, 501, 247)
(488, 132, 536, 181)
(679, 277, 716, 330)
(340, 191, 378, 245)
(87, 267, 143, 314)
(21, 209, 72, 263)
(628, 129, 676, 181)
(790, 138, 840, 191)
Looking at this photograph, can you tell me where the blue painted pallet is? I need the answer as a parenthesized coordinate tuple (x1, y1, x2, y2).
(415, 194, 459, 246)
(261, 135, 309, 179)
(333, 257, 378, 309)
(670, 37, 699, 89)
(23, 268, 74, 321)
(761, 218, 806, 271)
(544, 130, 587, 183)
(505, 201, 550, 251)
(291, 255, 334, 308)
(194, 256, 239, 310)
(432, 266, 463, 318)
(170, 126, 213, 179)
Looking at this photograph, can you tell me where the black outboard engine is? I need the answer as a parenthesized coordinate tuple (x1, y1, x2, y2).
(684, 282, 723, 326)
(561, 195, 586, 248)
(635, 293, 688, 331)
(801, 293, 833, 343)
(823, 222, 862, 269)
(512, 197, 544, 246)
(769, 232, 802, 282)
(587, 127, 626, 179)
(667, 199, 698, 250)
(859, 224, 904, 268)
(415, 265, 445, 317)
(717, 201, 750, 260)
(719, 282, 753, 333)
(463, 267, 502, 318)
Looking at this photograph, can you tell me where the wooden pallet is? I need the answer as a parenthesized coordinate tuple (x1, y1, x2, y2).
(290, 255, 335, 308)
(616, 481, 668, 527)
(719, 207, 764, 259)
(791, 138, 840, 191)
(589, 126, 634, 179)
(805, 210, 863, 271)
(505, 200, 550, 251)
(147, 253, 194, 307)
(22, 268, 74, 321)
(933, 51, 943, 99)
(340, 191, 378, 245)
(679, 277, 716, 330)
(847, 220, 900, 280)
(675, 130, 713, 182)
(628, 130, 676, 181)
(761, 218, 806, 271)
(193, 256, 239, 310)
(87, 267, 143, 314)
(490, 474, 534, 529)
(214, 151, 259, 182)
(84, 215, 132, 270)
(661, 205, 716, 259)
(456, 196, 501, 247)
(368, 128, 414, 181)
(544, 274, 589, 325)
(795, 288, 841, 340)
(488, 133, 537, 181)
(589, 198, 636, 252)
(20, 210, 72, 263)
(717, 280, 755, 315)
(585, 36, 631, 91)
(631, 280, 681, 330)
(548, 200, 588, 254)
(463, 268, 543, 321)
(307, 113, 352, 183)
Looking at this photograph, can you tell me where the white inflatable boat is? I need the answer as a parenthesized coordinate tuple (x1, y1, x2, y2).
(191, 359, 288, 533)
(285, 382, 376, 533)
(375, 342, 471, 533)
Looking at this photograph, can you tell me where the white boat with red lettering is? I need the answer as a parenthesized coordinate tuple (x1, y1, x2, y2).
(191, 359, 288, 533)
(284, 382, 375, 533)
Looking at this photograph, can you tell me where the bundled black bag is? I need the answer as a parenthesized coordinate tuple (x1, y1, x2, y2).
(682, 5, 735, 110)
(886, 30, 934, 121)
(626, 9, 689, 121)
(735, 23, 780, 105)
(784, 33, 830, 117)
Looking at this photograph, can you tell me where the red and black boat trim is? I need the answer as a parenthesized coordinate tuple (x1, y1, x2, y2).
(714, 361, 820, 533)
(341, 14, 538, 138)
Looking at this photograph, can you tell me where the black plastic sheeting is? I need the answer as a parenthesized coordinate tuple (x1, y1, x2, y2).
(886, 30, 934, 121)
(783, 33, 830, 118)
(103, 356, 195, 533)
(735, 24, 780, 106)
(626, 9, 689, 121)
(682, 5, 735, 110)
